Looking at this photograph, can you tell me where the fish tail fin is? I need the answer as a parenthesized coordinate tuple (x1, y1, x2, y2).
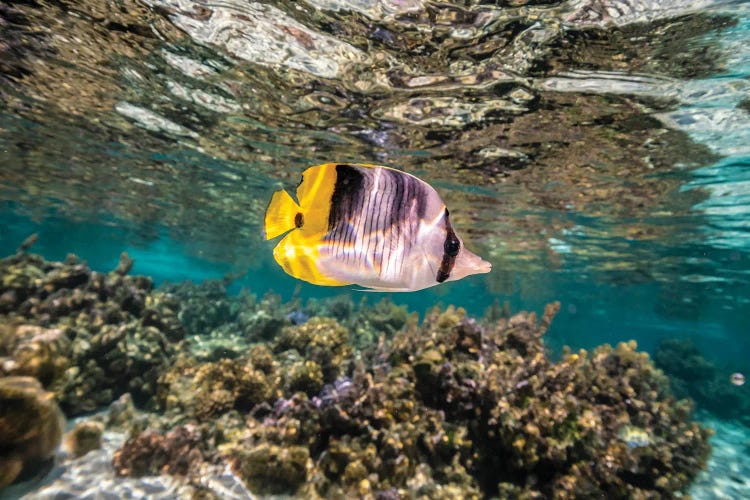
(264, 189, 301, 240)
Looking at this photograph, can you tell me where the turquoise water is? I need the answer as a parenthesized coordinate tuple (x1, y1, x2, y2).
(2, 0, 750, 497)
(4, 203, 748, 363)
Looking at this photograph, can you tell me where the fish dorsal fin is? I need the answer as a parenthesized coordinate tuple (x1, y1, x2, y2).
(296, 163, 337, 207)
(295, 163, 338, 235)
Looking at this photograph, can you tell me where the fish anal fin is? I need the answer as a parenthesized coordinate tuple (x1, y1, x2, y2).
(273, 232, 350, 286)
(357, 286, 413, 293)
(264, 189, 301, 240)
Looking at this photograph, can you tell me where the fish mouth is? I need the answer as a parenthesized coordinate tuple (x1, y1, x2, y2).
(475, 260, 492, 274)
(461, 249, 492, 276)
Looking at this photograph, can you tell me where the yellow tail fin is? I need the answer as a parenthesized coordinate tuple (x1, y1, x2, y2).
(264, 189, 301, 240)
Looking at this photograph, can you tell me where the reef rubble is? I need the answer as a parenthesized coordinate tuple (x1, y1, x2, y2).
(1, 251, 713, 497)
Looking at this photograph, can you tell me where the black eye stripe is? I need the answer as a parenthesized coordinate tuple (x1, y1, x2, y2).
(437, 208, 458, 283)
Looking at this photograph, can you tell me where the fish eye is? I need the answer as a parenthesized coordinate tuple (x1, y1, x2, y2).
(445, 237, 460, 257)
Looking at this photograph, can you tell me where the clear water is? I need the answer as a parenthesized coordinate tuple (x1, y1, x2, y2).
(1, 0, 749, 497)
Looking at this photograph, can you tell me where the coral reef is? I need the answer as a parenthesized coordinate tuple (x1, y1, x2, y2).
(5, 392, 255, 499)
(305, 295, 413, 345)
(228, 442, 310, 495)
(215, 304, 709, 498)
(159, 280, 238, 337)
(157, 353, 278, 422)
(348, 297, 413, 349)
(163, 281, 296, 357)
(655, 338, 750, 427)
(157, 317, 355, 423)
(137, 284, 712, 498)
(167, 280, 414, 358)
(0, 376, 65, 488)
(235, 292, 291, 342)
(275, 317, 352, 387)
(0, 251, 184, 415)
(0, 323, 70, 387)
(0, 251, 713, 497)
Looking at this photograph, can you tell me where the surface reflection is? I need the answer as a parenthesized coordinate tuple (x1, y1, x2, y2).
(0, 0, 748, 291)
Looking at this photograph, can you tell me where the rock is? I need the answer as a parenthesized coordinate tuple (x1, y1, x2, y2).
(0, 376, 65, 487)
(112, 425, 207, 478)
(64, 420, 104, 458)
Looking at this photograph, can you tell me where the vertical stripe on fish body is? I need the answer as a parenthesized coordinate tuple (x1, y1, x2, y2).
(264, 163, 491, 291)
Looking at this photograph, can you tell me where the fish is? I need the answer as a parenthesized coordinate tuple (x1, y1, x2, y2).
(264, 163, 491, 291)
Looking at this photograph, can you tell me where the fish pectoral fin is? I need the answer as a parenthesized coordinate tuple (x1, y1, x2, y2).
(264, 189, 301, 240)
(418, 244, 438, 281)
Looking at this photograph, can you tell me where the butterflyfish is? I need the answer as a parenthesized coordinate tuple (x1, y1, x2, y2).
(264, 163, 491, 292)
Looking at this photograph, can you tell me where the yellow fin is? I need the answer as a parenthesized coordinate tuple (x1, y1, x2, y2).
(295, 163, 337, 235)
(264, 189, 301, 240)
(273, 231, 349, 286)
(296, 163, 336, 206)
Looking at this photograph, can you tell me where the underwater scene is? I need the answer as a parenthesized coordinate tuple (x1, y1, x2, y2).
(1, 0, 750, 498)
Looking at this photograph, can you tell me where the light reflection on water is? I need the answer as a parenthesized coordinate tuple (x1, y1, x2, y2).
(0, 0, 749, 363)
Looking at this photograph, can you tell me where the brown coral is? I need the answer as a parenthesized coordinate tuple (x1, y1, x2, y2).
(0, 376, 65, 488)
(221, 302, 709, 498)
(0, 252, 184, 415)
(63, 420, 104, 458)
(390, 303, 711, 497)
(112, 425, 207, 477)
(157, 354, 279, 422)
(228, 442, 310, 495)
(275, 317, 352, 385)
(0, 323, 70, 385)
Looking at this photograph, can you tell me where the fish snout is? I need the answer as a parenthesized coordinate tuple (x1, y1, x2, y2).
(456, 248, 492, 278)
(474, 258, 492, 274)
